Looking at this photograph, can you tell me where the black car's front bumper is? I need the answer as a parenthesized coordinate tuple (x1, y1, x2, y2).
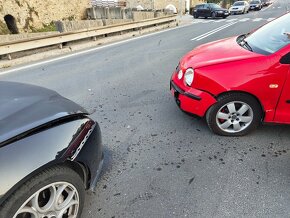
(75, 122, 104, 191)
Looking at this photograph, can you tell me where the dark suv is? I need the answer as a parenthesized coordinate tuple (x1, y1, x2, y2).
(249, 0, 262, 10)
(193, 3, 229, 19)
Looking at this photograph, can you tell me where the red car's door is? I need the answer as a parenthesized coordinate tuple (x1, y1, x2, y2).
(274, 52, 290, 123)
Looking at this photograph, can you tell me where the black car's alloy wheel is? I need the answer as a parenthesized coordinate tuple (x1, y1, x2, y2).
(206, 93, 262, 136)
(0, 165, 85, 218)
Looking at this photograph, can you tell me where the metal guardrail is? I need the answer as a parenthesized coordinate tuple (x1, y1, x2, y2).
(0, 16, 177, 59)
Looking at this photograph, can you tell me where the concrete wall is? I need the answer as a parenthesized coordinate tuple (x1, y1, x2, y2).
(87, 7, 125, 19)
(56, 19, 133, 32)
(0, 0, 91, 33)
(126, 0, 186, 13)
(87, 7, 171, 22)
(132, 11, 155, 21)
(57, 9, 172, 32)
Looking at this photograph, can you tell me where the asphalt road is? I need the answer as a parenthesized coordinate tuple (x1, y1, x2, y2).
(1, 0, 290, 217)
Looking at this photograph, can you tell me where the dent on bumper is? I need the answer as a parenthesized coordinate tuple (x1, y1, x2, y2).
(170, 80, 217, 117)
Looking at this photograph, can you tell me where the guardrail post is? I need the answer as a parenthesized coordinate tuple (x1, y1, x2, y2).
(7, 54, 12, 60)
(59, 44, 63, 49)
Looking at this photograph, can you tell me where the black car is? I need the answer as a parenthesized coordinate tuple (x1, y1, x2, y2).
(193, 3, 229, 19)
(0, 82, 103, 218)
(249, 0, 262, 10)
(261, 0, 271, 6)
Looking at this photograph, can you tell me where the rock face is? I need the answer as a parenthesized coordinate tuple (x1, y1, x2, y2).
(0, 0, 91, 33)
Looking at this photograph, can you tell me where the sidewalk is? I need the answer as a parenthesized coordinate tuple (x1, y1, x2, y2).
(178, 14, 194, 25)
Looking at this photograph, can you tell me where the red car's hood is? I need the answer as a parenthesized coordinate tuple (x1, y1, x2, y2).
(181, 37, 263, 69)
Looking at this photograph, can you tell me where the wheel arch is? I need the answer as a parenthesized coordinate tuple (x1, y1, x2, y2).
(212, 90, 265, 120)
(0, 160, 89, 206)
(63, 160, 91, 189)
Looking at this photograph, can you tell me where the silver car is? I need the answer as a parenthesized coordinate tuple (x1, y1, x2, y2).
(229, 1, 250, 14)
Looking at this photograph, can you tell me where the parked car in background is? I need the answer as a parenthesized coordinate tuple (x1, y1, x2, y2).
(249, 0, 262, 10)
(0, 82, 103, 218)
(170, 13, 290, 136)
(261, 0, 271, 6)
(229, 1, 250, 14)
(193, 3, 229, 19)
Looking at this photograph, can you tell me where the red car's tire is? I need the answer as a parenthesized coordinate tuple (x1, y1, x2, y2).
(206, 93, 262, 136)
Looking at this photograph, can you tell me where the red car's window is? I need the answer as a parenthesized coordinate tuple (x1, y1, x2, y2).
(246, 13, 290, 54)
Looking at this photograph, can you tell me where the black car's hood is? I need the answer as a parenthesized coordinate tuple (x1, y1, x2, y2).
(0, 82, 88, 144)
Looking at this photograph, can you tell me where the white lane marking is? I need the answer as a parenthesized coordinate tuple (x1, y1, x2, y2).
(267, 17, 275, 22)
(192, 20, 200, 23)
(214, 19, 225, 23)
(192, 17, 275, 24)
(192, 19, 216, 24)
(239, 18, 250, 22)
(203, 20, 214, 23)
(0, 23, 192, 75)
(253, 18, 263, 22)
(191, 22, 234, 40)
(196, 22, 238, 41)
(192, 19, 205, 23)
(191, 22, 237, 41)
(226, 18, 238, 22)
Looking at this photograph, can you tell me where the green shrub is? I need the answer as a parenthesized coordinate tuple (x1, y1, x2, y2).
(31, 22, 57, 33)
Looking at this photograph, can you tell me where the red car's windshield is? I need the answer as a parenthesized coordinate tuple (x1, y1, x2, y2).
(245, 13, 290, 54)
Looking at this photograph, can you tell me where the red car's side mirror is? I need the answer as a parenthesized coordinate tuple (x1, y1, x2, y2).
(280, 52, 290, 64)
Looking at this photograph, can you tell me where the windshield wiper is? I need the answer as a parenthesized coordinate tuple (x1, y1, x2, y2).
(239, 37, 253, 52)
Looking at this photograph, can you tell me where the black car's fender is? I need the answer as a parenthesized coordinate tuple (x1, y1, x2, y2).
(0, 117, 102, 205)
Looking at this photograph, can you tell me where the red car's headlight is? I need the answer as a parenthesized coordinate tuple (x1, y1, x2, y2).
(184, 68, 194, 86)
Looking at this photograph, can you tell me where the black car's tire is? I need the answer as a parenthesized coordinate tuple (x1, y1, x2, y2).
(222, 16, 227, 19)
(206, 93, 262, 136)
(0, 165, 85, 218)
(193, 14, 198, 18)
(211, 12, 216, 18)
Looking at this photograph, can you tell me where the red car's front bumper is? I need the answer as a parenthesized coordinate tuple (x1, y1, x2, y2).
(170, 80, 217, 117)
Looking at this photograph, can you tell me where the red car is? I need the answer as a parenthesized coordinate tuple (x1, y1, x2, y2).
(170, 13, 290, 136)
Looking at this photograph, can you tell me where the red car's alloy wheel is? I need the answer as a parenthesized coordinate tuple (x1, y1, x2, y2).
(206, 93, 262, 136)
